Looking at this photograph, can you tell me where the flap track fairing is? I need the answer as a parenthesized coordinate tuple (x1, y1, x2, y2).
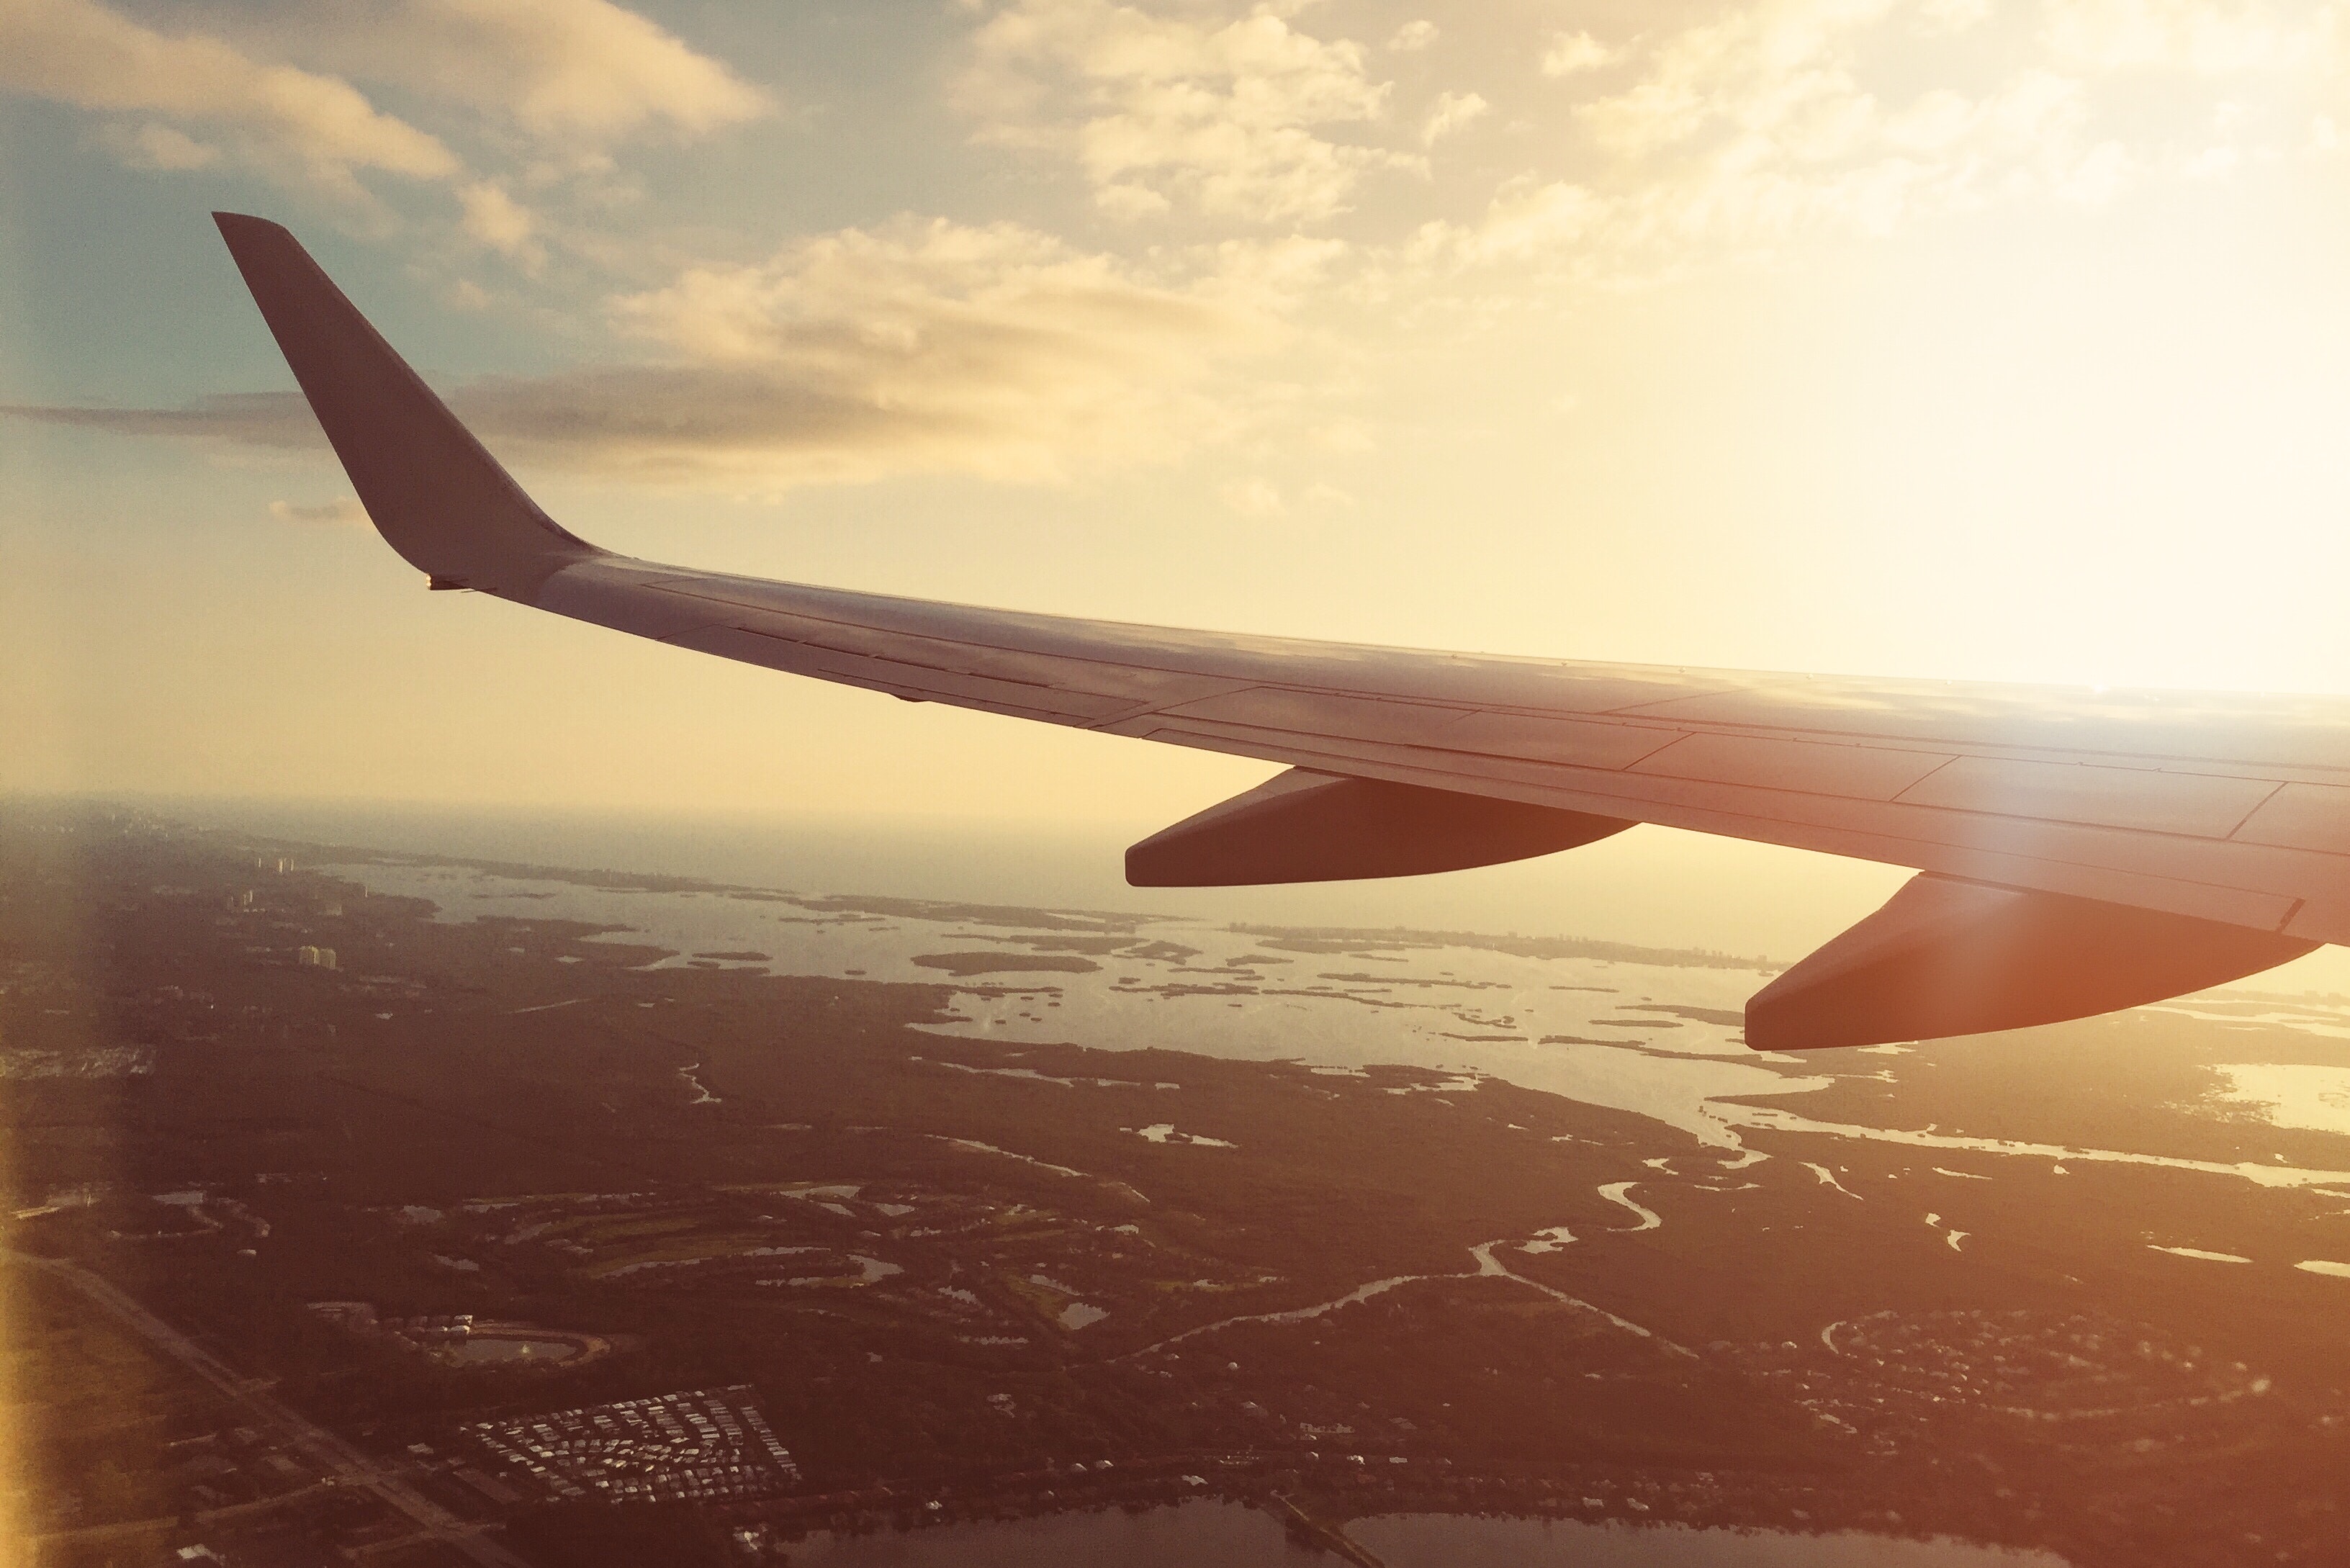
(1127, 768, 1634, 887)
(1745, 873, 2316, 1051)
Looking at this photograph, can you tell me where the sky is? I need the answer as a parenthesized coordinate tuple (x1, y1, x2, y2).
(12, 0, 2350, 961)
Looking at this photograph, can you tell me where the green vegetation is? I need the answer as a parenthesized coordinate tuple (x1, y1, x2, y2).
(4, 1261, 240, 1530)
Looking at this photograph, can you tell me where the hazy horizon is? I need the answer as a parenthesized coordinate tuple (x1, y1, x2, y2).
(84, 790, 1883, 959)
(25, 790, 2350, 997)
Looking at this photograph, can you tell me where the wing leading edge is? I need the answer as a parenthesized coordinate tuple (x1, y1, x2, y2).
(214, 212, 2350, 1048)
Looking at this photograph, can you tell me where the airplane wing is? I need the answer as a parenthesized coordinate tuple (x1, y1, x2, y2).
(212, 212, 2350, 1049)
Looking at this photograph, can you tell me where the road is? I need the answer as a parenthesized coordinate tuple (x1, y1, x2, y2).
(1270, 1494, 1388, 1567)
(31, 1484, 330, 1552)
(7, 1251, 531, 1568)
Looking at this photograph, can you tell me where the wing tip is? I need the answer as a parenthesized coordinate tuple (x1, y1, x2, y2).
(207, 209, 600, 596)
(212, 210, 291, 249)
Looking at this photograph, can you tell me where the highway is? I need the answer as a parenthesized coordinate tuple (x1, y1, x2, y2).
(8, 1251, 531, 1568)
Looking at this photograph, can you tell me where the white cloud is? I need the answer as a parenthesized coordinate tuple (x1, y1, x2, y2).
(1540, 31, 1616, 77)
(1573, 0, 1900, 161)
(270, 497, 369, 527)
(264, 0, 770, 145)
(21, 217, 1311, 490)
(0, 0, 764, 212)
(21, 0, 2338, 492)
(1219, 477, 1284, 515)
(1410, 178, 1607, 269)
(1388, 20, 1439, 53)
(1096, 181, 1174, 217)
(1439, 0, 2171, 274)
(1917, 0, 1994, 30)
(1421, 91, 1488, 146)
(120, 122, 221, 171)
(458, 180, 542, 267)
(2181, 141, 2242, 176)
(2056, 138, 2135, 200)
(589, 218, 1293, 482)
(1881, 86, 1979, 151)
(959, 0, 1415, 222)
(2041, 0, 2315, 72)
(0, 0, 458, 198)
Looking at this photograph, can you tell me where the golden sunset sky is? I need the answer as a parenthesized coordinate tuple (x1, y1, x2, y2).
(11, 0, 2350, 959)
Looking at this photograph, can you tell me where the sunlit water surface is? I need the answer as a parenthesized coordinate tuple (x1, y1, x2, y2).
(783, 1500, 2067, 1565)
(325, 860, 2350, 1199)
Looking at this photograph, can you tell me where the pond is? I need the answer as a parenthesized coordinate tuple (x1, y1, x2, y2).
(444, 1335, 580, 1365)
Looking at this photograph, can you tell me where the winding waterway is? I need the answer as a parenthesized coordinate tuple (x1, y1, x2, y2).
(330, 860, 2350, 1197)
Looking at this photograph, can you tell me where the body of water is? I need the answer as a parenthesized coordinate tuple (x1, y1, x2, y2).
(446, 1335, 580, 1365)
(781, 1501, 2065, 1566)
(316, 857, 2350, 1196)
(127, 793, 1908, 965)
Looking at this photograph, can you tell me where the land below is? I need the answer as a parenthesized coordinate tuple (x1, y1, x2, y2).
(4, 802, 2347, 1567)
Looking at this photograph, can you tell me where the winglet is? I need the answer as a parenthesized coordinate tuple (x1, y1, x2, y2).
(212, 212, 598, 598)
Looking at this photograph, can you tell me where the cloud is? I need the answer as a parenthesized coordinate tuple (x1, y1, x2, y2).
(1410, 178, 1608, 269)
(261, 0, 770, 145)
(8, 218, 1309, 489)
(9, 392, 328, 450)
(1421, 91, 1488, 146)
(958, 0, 1416, 222)
(23, 0, 2331, 492)
(1218, 477, 1284, 515)
(1917, 0, 1994, 30)
(117, 122, 222, 171)
(1388, 20, 1439, 53)
(0, 0, 459, 198)
(1569, 1, 2143, 242)
(0, 0, 764, 208)
(2041, 0, 2317, 71)
(1392, 0, 2340, 294)
(1405, 0, 2261, 282)
(1540, 32, 1615, 77)
(458, 180, 542, 267)
(270, 497, 369, 527)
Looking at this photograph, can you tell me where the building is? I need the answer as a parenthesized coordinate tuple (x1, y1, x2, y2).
(466, 1386, 799, 1502)
(297, 946, 337, 970)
